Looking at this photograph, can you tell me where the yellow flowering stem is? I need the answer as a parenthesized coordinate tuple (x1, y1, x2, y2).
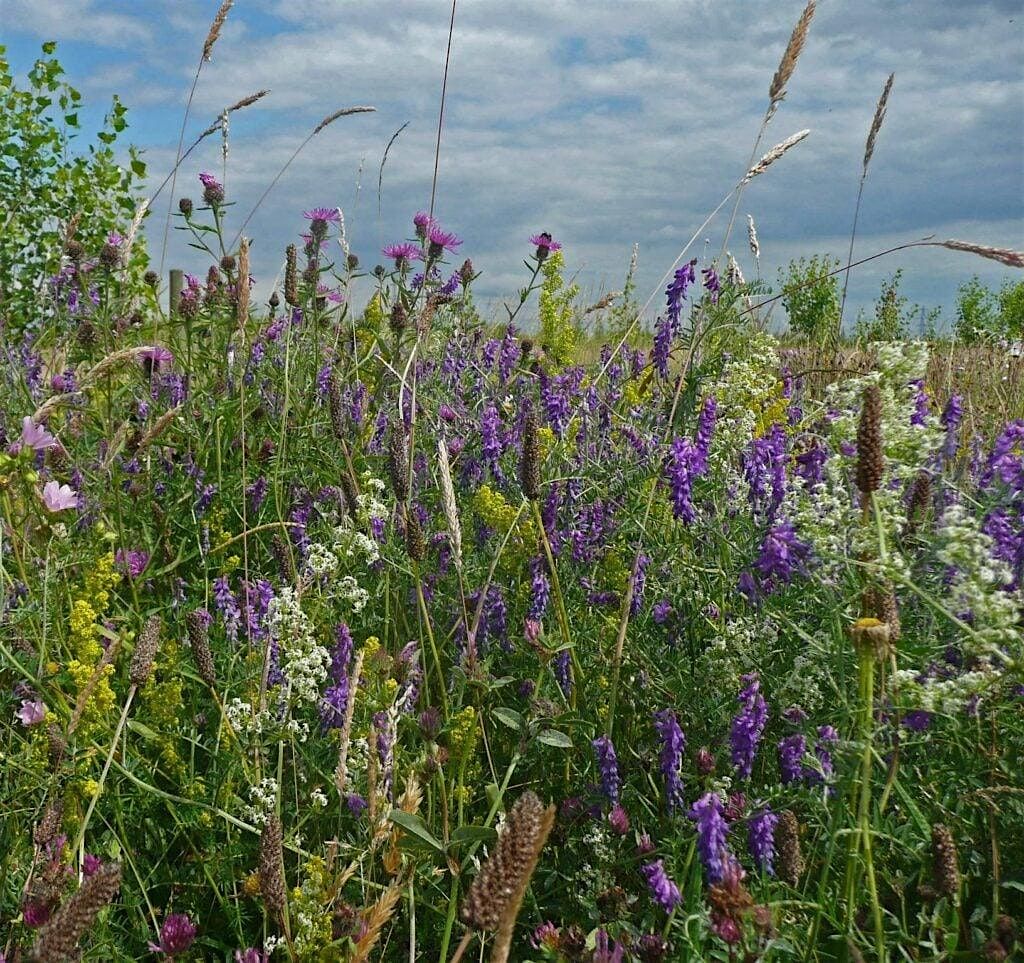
(415, 565, 449, 720)
(73, 685, 137, 855)
(531, 500, 579, 712)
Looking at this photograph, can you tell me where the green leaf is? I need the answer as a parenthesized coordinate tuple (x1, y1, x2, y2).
(449, 825, 497, 848)
(537, 729, 572, 749)
(491, 707, 523, 731)
(127, 720, 158, 741)
(388, 810, 444, 853)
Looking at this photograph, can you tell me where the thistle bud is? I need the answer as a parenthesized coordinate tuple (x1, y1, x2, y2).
(459, 259, 475, 285)
(129, 615, 162, 687)
(178, 197, 194, 217)
(346, 253, 359, 272)
(856, 383, 883, 497)
(65, 238, 84, 261)
(220, 254, 236, 273)
(144, 270, 159, 288)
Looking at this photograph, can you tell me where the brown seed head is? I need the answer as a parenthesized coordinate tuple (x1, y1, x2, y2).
(776, 810, 804, 887)
(284, 244, 299, 307)
(186, 609, 216, 686)
(520, 406, 541, 501)
(387, 429, 410, 502)
(405, 510, 426, 564)
(931, 823, 960, 897)
(259, 815, 286, 921)
(769, 0, 816, 106)
(129, 616, 162, 687)
(856, 383, 884, 496)
(863, 73, 895, 173)
(32, 862, 122, 962)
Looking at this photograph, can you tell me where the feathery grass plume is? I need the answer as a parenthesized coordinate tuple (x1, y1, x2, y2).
(855, 383, 883, 496)
(314, 106, 377, 136)
(931, 824, 960, 897)
(334, 650, 365, 795)
(405, 509, 426, 564)
(203, 0, 234, 61)
(938, 240, 1024, 269)
(776, 810, 804, 887)
(863, 73, 895, 172)
(519, 405, 541, 501)
(235, 238, 250, 328)
(284, 244, 299, 307)
(436, 437, 463, 570)
(387, 428, 410, 502)
(769, 0, 817, 106)
(186, 609, 216, 686)
(351, 884, 403, 963)
(905, 470, 933, 536)
(259, 814, 286, 922)
(32, 862, 122, 962)
(460, 791, 556, 937)
(129, 616, 162, 687)
(747, 215, 761, 261)
(198, 90, 271, 139)
(743, 129, 811, 183)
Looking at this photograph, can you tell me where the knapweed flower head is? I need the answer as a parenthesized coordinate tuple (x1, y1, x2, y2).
(730, 673, 768, 778)
(592, 735, 620, 805)
(426, 222, 462, 257)
(689, 791, 731, 883)
(382, 242, 423, 268)
(148, 913, 197, 956)
(198, 171, 224, 205)
(642, 859, 681, 911)
(530, 232, 562, 261)
(42, 480, 78, 513)
(302, 207, 341, 223)
(413, 211, 434, 237)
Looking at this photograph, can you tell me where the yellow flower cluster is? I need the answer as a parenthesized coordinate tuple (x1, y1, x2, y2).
(138, 639, 186, 782)
(66, 552, 120, 737)
(291, 856, 334, 957)
(472, 485, 537, 566)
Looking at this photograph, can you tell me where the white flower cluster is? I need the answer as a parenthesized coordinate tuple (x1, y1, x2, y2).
(310, 787, 328, 808)
(356, 475, 388, 528)
(337, 575, 369, 613)
(332, 517, 380, 565)
(225, 697, 266, 736)
(268, 588, 331, 703)
(304, 542, 339, 578)
(244, 778, 278, 827)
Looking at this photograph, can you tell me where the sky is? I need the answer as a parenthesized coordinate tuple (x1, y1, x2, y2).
(4, 0, 1023, 330)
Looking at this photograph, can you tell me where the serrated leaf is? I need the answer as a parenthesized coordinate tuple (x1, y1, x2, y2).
(388, 810, 444, 853)
(537, 729, 572, 749)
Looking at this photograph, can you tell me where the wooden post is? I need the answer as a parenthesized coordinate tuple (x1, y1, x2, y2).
(169, 269, 183, 317)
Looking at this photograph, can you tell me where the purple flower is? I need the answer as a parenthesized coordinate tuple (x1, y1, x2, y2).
(981, 420, 1024, 493)
(426, 223, 462, 255)
(346, 793, 368, 816)
(702, 266, 720, 303)
(778, 733, 807, 784)
(910, 379, 929, 426)
(592, 735, 620, 805)
(41, 481, 78, 513)
(754, 518, 809, 587)
(689, 791, 731, 883)
(303, 207, 341, 222)
(812, 725, 839, 782)
(729, 673, 768, 779)
(630, 553, 650, 616)
(665, 259, 697, 332)
(902, 709, 932, 732)
(82, 853, 103, 876)
(593, 929, 627, 963)
(413, 211, 434, 237)
(654, 709, 686, 812)
(16, 699, 46, 726)
(608, 804, 630, 835)
(652, 316, 673, 378)
(665, 437, 700, 523)
(642, 860, 681, 912)
(530, 232, 562, 260)
(528, 557, 550, 620)
(213, 575, 241, 642)
(382, 242, 423, 266)
(747, 807, 779, 874)
(235, 951, 269, 963)
(148, 913, 197, 957)
(694, 396, 717, 472)
(553, 649, 572, 697)
(20, 416, 56, 452)
(531, 922, 560, 950)
(115, 549, 150, 580)
(744, 424, 788, 517)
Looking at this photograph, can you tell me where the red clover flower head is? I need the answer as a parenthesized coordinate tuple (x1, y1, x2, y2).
(148, 913, 198, 957)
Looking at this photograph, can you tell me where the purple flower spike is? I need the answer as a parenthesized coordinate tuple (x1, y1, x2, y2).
(653, 709, 685, 812)
(642, 859, 681, 912)
(689, 791, 731, 883)
(592, 734, 620, 805)
(729, 673, 768, 779)
(747, 807, 779, 874)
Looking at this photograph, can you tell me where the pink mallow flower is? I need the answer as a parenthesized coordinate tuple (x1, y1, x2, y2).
(21, 417, 57, 452)
(42, 481, 78, 513)
(16, 699, 47, 726)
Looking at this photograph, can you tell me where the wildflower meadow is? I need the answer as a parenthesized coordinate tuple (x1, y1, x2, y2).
(2, 3, 1023, 961)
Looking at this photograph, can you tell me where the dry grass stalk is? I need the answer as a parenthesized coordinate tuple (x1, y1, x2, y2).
(236, 237, 250, 329)
(32, 862, 122, 962)
(939, 240, 1024, 269)
(863, 73, 895, 172)
(334, 650, 365, 796)
(32, 347, 158, 422)
(582, 291, 621, 316)
(351, 884, 403, 962)
(769, 0, 817, 105)
(436, 437, 463, 570)
(203, 0, 234, 61)
(743, 129, 811, 183)
(314, 106, 377, 136)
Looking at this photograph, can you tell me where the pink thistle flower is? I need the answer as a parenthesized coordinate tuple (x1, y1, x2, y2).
(426, 223, 462, 256)
(530, 232, 562, 261)
(382, 242, 423, 266)
(21, 417, 57, 452)
(41, 481, 78, 513)
(608, 804, 630, 835)
(303, 207, 341, 222)
(16, 699, 46, 726)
